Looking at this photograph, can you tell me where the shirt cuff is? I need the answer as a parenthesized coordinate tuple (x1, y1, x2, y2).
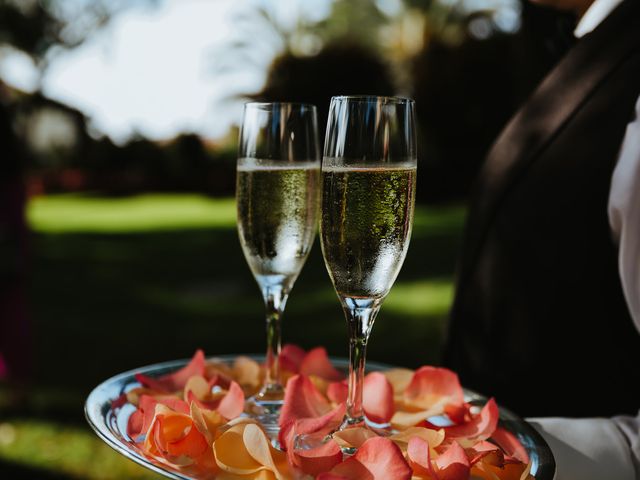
(527, 417, 635, 480)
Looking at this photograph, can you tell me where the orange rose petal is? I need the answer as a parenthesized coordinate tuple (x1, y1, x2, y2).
(390, 400, 448, 430)
(323, 437, 412, 480)
(279, 375, 333, 428)
(491, 427, 530, 464)
(167, 420, 210, 458)
(363, 372, 394, 424)
(280, 344, 307, 373)
(404, 366, 465, 410)
(217, 381, 245, 420)
(294, 438, 343, 476)
(473, 461, 532, 480)
(434, 441, 470, 480)
(184, 375, 210, 401)
(299, 347, 343, 381)
(444, 398, 498, 441)
(383, 368, 414, 400)
(243, 423, 288, 478)
(190, 401, 224, 443)
(136, 350, 206, 392)
(407, 436, 436, 478)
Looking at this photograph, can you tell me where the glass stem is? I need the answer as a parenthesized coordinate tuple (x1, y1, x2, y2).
(343, 298, 381, 424)
(262, 284, 287, 396)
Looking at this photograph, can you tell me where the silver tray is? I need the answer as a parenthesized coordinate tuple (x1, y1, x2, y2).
(85, 355, 556, 479)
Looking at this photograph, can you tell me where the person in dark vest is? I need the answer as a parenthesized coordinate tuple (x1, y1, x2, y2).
(444, 0, 640, 476)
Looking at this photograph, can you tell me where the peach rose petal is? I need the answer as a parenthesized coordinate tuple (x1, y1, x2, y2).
(214, 425, 264, 475)
(299, 347, 343, 381)
(293, 439, 343, 476)
(390, 399, 449, 430)
(242, 423, 288, 479)
(128, 395, 189, 441)
(190, 401, 224, 443)
(136, 350, 206, 392)
(434, 441, 470, 480)
(472, 461, 532, 480)
(327, 381, 348, 404)
(332, 427, 377, 450)
(444, 398, 499, 442)
(491, 427, 530, 464)
(233, 356, 262, 391)
(407, 436, 437, 478)
(280, 344, 307, 373)
(321, 437, 412, 480)
(389, 426, 445, 453)
(383, 368, 414, 399)
(363, 372, 394, 424)
(404, 366, 465, 410)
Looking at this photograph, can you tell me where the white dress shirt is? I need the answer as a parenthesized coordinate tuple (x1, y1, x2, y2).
(528, 0, 640, 478)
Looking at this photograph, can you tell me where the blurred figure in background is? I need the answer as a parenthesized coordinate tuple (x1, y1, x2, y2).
(0, 82, 32, 393)
(444, 0, 640, 476)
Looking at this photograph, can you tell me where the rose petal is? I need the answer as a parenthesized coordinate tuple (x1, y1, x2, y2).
(390, 400, 448, 430)
(299, 347, 343, 381)
(407, 436, 437, 478)
(184, 375, 210, 401)
(444, 398, 499, 441)
(435, 441, 470, 480)
(136, 350, 206, 392)
(466, 440, 503, 466)
(332, 427, 377, 450)
(472, 461, 532, 480)
(217, 381, 245, 420)
(279, 375, 332, 428)
(327, 381, 349, 404)
(280, 344, 307, 373)
(323, 437, 412, 480)
(404, 366, 464, 410)
(294, 439, 343, 476)
(383, 368, 414, 399)
(190, 401, 224, 443)
(214, 423, 264, 475)
(389, 426, 445, 453)
(491, 427, 530, 464)
(243, 423, 288, 478)
(233, 356, 262, 392)
(128, 395, 189, 441)
(363, 372, 394, 424)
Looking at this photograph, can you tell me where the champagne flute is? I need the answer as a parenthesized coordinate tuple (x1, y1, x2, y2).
(237, 102, 321, 425)
(321, 96, 416, 443)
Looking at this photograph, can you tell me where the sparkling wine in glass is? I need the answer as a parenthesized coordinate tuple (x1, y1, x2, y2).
(321, 96, 416, 446)
(236, 102, 320, 426)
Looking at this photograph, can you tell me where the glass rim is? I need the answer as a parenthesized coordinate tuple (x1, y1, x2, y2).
(244, 101, 317, 110)
(330, 95, 414, 104)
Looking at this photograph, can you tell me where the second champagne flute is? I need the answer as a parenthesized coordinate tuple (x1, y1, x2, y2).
(236, 102, 321, 426)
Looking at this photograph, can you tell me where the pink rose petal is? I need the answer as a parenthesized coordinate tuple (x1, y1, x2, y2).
(279, 375, 333, 428)
(491, 427, 530, 464)
(405, 366, 465, 410)
(407, 436, 437, 477)
(136, 350, 206, 392)
(327, 381, 348, 404)
(299, 347, 343, 381)
(435, 441, 471, 480)
(217, 381, 245, 420)
(363, 372, 394, 424)
(294, 439, 343, 476)
(280, 344, 307, 373)
(322, 437, 412, 480)
(445, 398, 499, 441)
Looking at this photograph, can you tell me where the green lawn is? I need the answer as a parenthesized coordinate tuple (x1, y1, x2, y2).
(1, 193, 465, 479)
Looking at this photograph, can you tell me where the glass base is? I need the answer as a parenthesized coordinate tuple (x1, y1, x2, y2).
(244, 384, 285, 442)
(294, 415, 392, 454)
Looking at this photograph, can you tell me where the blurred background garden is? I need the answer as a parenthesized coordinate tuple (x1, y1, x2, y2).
(0, 0, 573, 477)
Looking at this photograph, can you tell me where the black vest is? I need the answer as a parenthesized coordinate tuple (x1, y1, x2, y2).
(445, 0, 640, 418)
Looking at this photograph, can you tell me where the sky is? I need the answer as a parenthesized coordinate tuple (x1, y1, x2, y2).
(0, 0, 331, 143)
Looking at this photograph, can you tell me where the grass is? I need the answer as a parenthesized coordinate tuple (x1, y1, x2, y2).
(1, 193, 466, 479)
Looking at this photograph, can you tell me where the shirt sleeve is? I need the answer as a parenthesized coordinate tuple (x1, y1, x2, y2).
(527, 416, 639, 479)
(608, 94, 640, 333)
